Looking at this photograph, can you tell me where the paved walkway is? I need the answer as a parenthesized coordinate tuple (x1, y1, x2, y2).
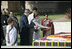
(1, 46, 71, 48)
(53, 17, 68, 22)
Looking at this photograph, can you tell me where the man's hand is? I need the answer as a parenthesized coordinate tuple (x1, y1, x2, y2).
(34, 25, 39, 32)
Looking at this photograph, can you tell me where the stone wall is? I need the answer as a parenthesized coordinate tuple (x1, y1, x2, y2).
(8, 1, 21, 12)
(1, 1, 71, 14)
(1, 1, 8, 11)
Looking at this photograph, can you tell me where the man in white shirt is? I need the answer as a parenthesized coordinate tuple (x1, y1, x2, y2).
(28, 7, 40, 40)
(28, 7, 40, 24)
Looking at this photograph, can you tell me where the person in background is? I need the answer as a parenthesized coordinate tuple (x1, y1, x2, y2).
(8, 11, 19, 33)
(1, 12, 4, 45)
(6, 17, 17, 46)
(20, 9, 32, 45)
(2, 8, 5, 12)
(28, 7, 40, 24)
(1, 10, 9, 27)
(28, 7, 40, 40)
(41, 13, 54, 37)
(1, 10, 9, 45)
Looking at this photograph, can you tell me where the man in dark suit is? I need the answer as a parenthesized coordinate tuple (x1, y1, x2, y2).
(20, 9, 32, 45)
(1, 10, 9, 45)
(1, 11, 9, 26)
(1, 24, 5, 45)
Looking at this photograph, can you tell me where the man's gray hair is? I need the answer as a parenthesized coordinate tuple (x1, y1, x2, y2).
(24, 9, 30, 13)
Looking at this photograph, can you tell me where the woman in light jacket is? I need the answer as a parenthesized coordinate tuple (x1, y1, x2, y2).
(6, 17, 17, 46)
(30, 14, 49, 40)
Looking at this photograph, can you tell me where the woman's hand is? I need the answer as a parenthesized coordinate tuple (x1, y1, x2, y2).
(34, 25, 38, 29)
(7, 33, 10, 43)
(46, 27, 50, 29)
(8, 40, 10, 43)
(34, 29, 39, 32)
(44, 27, 51, 31)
